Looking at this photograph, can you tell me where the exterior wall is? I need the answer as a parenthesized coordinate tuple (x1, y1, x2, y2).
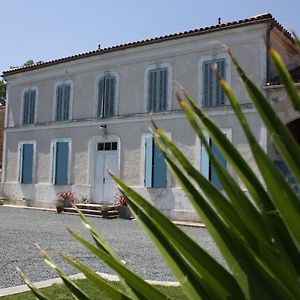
(2, 22, 286, 221)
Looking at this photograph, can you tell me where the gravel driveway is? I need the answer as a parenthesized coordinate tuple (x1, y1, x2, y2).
(0, 206, 225, 289)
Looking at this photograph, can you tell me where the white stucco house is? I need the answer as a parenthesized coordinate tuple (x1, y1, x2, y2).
(2, 13, 300, 221)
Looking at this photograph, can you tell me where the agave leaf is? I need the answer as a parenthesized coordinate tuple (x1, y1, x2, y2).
(229, 49, 300, 185)
(62, 254, 131, 300)
(111, 171, 245, 299)
(229, 51, 300, 250)
(181, 89, 274, 213)
(37, 245, 89, 300)
(16, 267, 50, 300)
(114, 173, 297, 300)
(154, 131, 300, 298)
(67, 227, 170, 300)
(268, 47, 300, 112)
(216, 77, 300, 273)
(177, 100, 271, 245)
(293, 31, 300, 52)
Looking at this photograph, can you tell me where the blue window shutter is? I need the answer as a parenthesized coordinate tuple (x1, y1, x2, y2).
(145, 137, 153, 188)
(63, 85, 70, 120)
(211, 141, 226, 190)
(103, 76, 116, 117)
(56, 86, 63, 121)
(203, 62, 211, 107)
(148, 70, 155, 112)
(23, 92, 29, 124)
(98, 79, 104, 117)
(29, 90, 35, 124)
(159, 68, 168, 111)
(21, 144, 33, 184)
(55, 142, 69, 185)
(153, 141, 167, 188)
(200, 132, 209, 179)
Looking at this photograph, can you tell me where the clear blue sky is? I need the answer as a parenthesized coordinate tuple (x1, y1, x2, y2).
(1, 0, 300, 74)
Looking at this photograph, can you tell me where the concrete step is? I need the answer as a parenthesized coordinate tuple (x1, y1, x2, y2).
(63, 206, 119, 218)
(75, 203, 115, 210)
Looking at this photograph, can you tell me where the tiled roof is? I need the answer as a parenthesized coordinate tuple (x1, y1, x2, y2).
(2, 13, 292, 76)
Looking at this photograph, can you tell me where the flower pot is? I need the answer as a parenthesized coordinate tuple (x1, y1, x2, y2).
(101, 210, 109, 218)
(56, 206, 64, 213)
(117, 206, 132, 219)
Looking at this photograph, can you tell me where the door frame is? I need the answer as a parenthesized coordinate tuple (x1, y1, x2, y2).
(89, 135, 121, 203)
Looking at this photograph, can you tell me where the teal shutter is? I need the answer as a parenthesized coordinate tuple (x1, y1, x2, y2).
(56, 86, 63, 120)
(148, 70, 156, 112)
(98, 78, 104, 117)
(55, 142, 69, 185)
(21, 144, 33, 184)
(63, 85, 70, 120)
(159, 68, 168, 111)
(29, 90, 35, 124)
(145, 137, 153, 188)
(148, 68, 168, 112)
(211, 141, 226, 190)
(200, 132, 209, 179)
(153, 141, 167, 188)
(23, 92, 30, 124)
(56, 85, 70, 121)
(103, 76, 116, 117)
(203, 59, 225, 107)
(23, 90, 35, 124)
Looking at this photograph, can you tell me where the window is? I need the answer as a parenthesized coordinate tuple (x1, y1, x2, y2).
(147, 68, 168, 112)
(19, 143, 34, 184)
(56, 84, 71, 121)
(144, 137, 167, 188)
(53, 141, 69, 185)
(23, 90, 36, 124)
(202, 59, 225, 107)
(201, 134, 226, 190)
(98, 76, 116, 117)
(97, 142, 117, 151)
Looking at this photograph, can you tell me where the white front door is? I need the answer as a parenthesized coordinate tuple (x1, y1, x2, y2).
(93, 141, 119, 203)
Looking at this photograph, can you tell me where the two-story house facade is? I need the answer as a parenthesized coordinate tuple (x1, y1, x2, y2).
(2, 13, 299, 221)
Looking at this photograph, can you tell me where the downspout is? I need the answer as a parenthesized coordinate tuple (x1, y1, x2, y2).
(266, 20, 274, 84)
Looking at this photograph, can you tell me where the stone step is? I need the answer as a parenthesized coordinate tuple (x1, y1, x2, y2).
(63, 207, 118, 218)
(75, 203, 115, 210)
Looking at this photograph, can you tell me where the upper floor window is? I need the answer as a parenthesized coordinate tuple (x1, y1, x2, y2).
(23, 90, 36, 124)
(147, 68, 168, 112)
(98, 75, 116, 117)
(56, 84, 71, 121)
(202, 59, 226, 107)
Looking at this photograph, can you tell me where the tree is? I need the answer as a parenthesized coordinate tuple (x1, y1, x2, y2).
(0, 79, 6, 106)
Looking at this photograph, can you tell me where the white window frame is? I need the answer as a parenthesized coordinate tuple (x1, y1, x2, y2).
(53, 80, 74, 121)
(20, 86, 39, 125)
(144, 63, 173, 113)
(198, 53, 231, 108)
(50, 138, 72, 185)
(140, 132, 172, 188)
(94, 71, 119, 118)
(18, 140, 36, 184)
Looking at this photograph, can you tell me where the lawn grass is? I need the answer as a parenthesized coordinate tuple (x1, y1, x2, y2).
(1, 279, 187, 299)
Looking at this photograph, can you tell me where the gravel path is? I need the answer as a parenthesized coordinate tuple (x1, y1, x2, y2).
(0, 206, 225, 289)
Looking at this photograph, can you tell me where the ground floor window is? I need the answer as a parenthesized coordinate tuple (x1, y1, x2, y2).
(144, 136, 167, 188)
(19, 143, 34, 184)
(53, 141, 70, 185)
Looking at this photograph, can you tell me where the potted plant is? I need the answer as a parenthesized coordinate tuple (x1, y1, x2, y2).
(55, 199, 64, 213)
(56, 192, 75, 212)
(114, 193, 132, 220)
(100, 205, 110, 218)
